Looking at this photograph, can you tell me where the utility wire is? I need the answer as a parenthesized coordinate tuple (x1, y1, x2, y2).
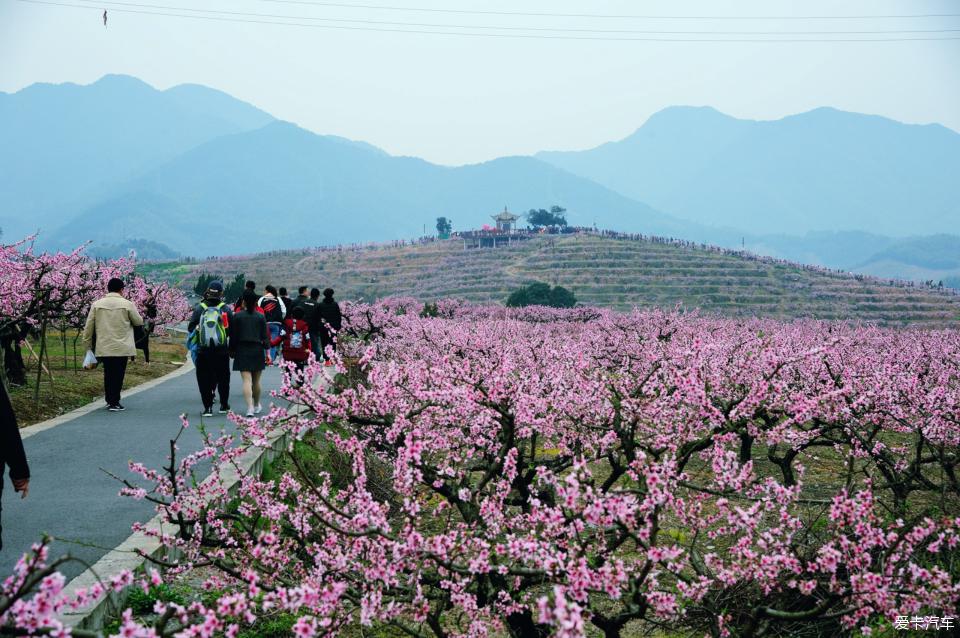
(244, 0, 960, 21)
(16, 0, 960, 41)
(65, 0, 960, 35)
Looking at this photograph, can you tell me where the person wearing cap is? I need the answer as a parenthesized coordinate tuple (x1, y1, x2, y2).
(82, 277, 144, 411)
(187, 282, 234, 417)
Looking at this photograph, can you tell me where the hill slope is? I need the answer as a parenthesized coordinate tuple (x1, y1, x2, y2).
(50, 122, 687, 255)
(161, 233, 960, 327)
(0, 74, 273, 239)
(537, 106, 960, 237)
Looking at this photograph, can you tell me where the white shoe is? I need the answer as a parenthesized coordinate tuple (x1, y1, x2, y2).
(254, 404, 263, 414)
(245, 409, 255, 417)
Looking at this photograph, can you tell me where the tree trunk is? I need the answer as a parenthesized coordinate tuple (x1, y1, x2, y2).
(505, 610, 550, 638)
(34, 318, 48, 402)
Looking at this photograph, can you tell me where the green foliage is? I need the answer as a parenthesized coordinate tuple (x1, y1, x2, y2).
(223, 273, 246, 302)
(421, 302, 439, 317)
(237, 612, 297, 638)
(526, 205, 567, 229)
(126, 584, 186, 615)
(506, 282, 577, 308)
(194, 272, 245, 300)
(436, 216, 452, 238)
(193, 273, 216, 296)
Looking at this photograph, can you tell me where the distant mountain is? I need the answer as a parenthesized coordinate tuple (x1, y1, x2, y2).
(744, 231, 896, 270)
(0, 74, 273, 240)
(49, 121, 685, 256)
(852, 234, 960, 285)
(87, 238, 180, 261)
(6, 75, 958, 282)
(537, 106, 960, 237)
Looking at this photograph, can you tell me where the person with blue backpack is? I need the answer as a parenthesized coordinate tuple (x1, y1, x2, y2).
(187, 282, 233, 417)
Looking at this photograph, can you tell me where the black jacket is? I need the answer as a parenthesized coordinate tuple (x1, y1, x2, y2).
(317, 299, 342, 332)
(1, 382, 29, 482)
(229, 310, 269, 349)
(300, 298, 320, 329)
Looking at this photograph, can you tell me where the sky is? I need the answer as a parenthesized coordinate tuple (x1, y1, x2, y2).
(1, 0, 959, 165)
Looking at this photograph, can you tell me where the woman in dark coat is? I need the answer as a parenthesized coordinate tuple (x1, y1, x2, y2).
(316, 288, 342, 366)
(1, 381, 29, 551)
(229, 291, 269, 417)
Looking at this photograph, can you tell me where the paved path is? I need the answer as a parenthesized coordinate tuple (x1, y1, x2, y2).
(1, 364, 285, 580)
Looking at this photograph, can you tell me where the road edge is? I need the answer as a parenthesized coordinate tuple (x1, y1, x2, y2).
(20, 361, 195, 440)
(58, 369, 334, 631)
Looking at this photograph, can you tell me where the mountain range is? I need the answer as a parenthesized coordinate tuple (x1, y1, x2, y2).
(1, 75, 957, 283)
(537, 105, 959, 237)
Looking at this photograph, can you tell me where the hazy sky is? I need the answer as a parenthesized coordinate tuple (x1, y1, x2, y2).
(2, 0, 958, 165)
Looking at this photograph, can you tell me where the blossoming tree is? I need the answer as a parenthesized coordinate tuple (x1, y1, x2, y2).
(2, 300, 958, 637)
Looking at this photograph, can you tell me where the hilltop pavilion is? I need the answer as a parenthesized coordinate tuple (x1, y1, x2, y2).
(492, 207, 519, 232)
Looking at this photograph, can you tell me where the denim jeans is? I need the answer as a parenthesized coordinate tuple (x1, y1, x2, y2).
(267, 322, 282, 363)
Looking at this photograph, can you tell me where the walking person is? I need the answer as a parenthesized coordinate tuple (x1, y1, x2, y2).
(258, 286, 286, 364)
(234, 280, 258, 312)
(304, 288, 322, 361)
(273, 305, 312, 385)
(134, 288, 159, 365)
(278, 287, 294, 320)
(291, 286, 310, 313)
(230, 291, 269, 417)
(188, 282, 233, 417)
(82, 278, 144, 411)
(316, 288, 342, 366)
(0, 381, 29, 551)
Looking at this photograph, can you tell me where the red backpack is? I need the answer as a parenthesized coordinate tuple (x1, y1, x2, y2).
(282, 319, 310, 361)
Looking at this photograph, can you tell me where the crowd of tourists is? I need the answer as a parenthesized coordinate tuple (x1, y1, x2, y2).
(0, 277, 342, 550)
(187, 280, 341, 418)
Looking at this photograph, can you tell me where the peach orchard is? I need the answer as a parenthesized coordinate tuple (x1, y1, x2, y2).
(2, 296, 959, 637)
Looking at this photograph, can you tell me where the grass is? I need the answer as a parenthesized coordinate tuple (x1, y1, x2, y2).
(9, 331, 188, 428)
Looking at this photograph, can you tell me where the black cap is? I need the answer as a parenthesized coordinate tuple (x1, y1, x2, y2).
(208, 281, 224, 292)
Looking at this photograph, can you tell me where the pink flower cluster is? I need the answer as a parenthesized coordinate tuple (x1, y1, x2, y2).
(4, 299, 959, 637)
(0, 236, 190, 334)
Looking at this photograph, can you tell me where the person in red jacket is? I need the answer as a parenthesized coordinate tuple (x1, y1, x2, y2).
(270, 306, 313, 384)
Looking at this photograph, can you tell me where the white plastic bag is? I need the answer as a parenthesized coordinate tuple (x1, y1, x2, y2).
(83, 349, 98, 369)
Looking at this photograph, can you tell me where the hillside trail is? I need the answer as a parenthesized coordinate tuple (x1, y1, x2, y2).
(0, 365, 287, 581)
(501, 236, 565, 284)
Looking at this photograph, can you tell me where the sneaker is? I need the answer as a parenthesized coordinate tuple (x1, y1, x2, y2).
(323, 360, 334, 367)
(202, 407, 214, 417)
(218, 404, 230, 414)
(107, 404, 125, 412)
(254, 403, 263, 414)
(245, 410, 255, 418)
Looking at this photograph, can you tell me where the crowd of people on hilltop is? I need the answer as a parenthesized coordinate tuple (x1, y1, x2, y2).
(189, 228, 957, 296)
(187, 280, 341, 418)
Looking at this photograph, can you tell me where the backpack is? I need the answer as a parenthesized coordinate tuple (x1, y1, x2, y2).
(198, 302, 228, 350)
(260, 297, 283, 323)
(288, 321, 306, 350)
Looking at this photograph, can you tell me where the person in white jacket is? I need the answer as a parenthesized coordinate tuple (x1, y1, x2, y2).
(257, 285, 286, 363)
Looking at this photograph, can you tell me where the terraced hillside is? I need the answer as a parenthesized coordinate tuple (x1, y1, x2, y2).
(170, 234, 960, 326)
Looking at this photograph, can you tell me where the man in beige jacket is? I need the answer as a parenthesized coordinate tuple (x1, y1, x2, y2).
(82, 278, 144, 411)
